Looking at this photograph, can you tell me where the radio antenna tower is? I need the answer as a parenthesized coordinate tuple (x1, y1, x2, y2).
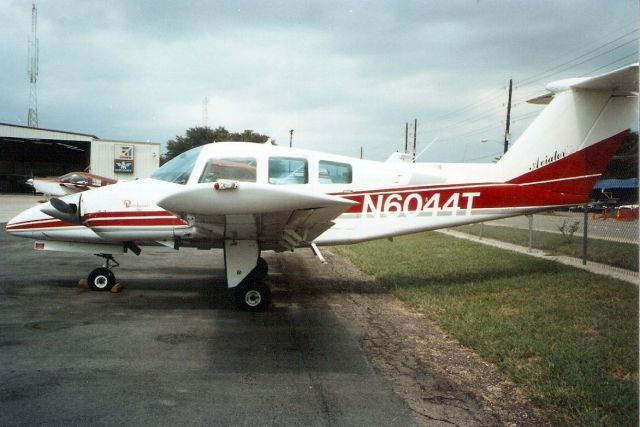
(27, 1, 39, 128)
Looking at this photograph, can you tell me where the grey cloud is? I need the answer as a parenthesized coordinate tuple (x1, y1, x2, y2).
(1, 0, 636, 162)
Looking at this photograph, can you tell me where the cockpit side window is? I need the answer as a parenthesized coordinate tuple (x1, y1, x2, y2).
(199, 157, 257, 183)
(319, 160, 352, 184)
(268, 157, 308, 184)
(69, 174, 88, 185)
(150, 145, 203, 184)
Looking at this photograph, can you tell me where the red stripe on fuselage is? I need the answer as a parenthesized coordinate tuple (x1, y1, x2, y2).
(6, 218, 77, 230)
(507, 130, 628, 194)
(84, 218, 187, 227)
(81, 211, 187, 228)
(81, 210, 187, 228)
(8, 211, 186, 232)
(82, 210, 176, 220)
(339, 132, 625, 214)
(341, 181, 587, 214)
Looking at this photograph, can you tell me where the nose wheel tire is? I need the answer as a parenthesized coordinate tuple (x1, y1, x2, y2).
(234, 281, 271, 311)
(88, 267, 116, 292)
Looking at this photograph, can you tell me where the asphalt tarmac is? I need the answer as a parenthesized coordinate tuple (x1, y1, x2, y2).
(0, 224, 415, 426)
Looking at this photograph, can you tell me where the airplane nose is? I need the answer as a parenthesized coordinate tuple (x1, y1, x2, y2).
(5, 212, 23, 234)
(5, 203, 46, 235)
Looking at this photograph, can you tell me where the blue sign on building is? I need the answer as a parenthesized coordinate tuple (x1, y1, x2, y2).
(114, 160, 134, 173)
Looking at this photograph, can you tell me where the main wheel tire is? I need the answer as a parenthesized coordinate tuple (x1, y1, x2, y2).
(88, 268, 116, 292)
(253, 257, 269, 281)
(234, 281, 271, 311)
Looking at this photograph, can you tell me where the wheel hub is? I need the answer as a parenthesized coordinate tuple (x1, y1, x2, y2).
(94, 275, 109, 289)
(245, 290, 262, 307)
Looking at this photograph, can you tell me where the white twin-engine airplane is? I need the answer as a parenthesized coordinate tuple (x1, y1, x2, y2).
(6, 64, 638, 310)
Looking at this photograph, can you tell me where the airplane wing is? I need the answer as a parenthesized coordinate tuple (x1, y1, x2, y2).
(31, 178, 76, 196)
(157, 182, 357, 251)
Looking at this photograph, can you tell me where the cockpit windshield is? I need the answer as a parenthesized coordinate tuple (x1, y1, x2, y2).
(150, 145, 203, 184)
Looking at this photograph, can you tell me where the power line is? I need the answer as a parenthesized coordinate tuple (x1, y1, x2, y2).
(437, 121, 505, 142)
(582, 51, 639, 76)
(420, 28, 638, 135)
(464, 151, 503, 163)
(516, 29, 638, 87)
(415, 27, 639, 158)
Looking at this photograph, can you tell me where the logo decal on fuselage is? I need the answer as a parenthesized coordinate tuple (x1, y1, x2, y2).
(529, 150, 566, 171)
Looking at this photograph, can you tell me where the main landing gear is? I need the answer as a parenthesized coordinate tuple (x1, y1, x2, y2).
(225, 240, 271, 311)
(233, 277, 271, 312)
(87, 253, 119, 292)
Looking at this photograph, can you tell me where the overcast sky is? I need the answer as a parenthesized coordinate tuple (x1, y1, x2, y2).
(1, 0, 638, 162)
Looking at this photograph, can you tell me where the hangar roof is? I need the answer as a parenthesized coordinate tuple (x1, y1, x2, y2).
(0, 122, 97, 142)
(0, 122, 160, 146)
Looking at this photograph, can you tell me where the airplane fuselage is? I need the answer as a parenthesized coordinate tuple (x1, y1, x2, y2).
(5, 138, 617, 249)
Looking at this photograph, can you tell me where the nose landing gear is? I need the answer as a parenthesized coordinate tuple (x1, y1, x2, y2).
(88, 253, 119, 292)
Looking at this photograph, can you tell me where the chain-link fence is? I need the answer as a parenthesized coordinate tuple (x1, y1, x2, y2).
(458, 208, 639, 279)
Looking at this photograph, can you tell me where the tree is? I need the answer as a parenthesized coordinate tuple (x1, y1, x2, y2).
(162, 126, 271, 163)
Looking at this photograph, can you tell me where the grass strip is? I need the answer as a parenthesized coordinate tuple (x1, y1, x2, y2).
(455, 223, 639, 271)
(336, 232, 638, 427)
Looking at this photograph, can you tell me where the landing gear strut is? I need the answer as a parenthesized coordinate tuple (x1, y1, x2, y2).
(253, 257, 269, 281)
(224, 241, 272, 311)
(88, 254, 119, 292)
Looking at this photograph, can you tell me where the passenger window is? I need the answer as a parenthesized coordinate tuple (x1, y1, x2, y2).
(199, 157, 257, 183)
(269, 157, 308, 184)
(319, 160, 352, 184)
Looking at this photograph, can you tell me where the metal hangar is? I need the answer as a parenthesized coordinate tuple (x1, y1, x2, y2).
(0, 122, 160, 193)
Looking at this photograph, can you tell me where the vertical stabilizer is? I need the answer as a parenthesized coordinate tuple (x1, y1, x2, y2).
(496, 64, 638, 196)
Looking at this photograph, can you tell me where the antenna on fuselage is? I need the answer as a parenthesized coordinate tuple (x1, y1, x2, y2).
(415, 137, 438, 162)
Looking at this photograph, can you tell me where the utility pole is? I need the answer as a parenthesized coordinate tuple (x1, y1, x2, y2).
(360, 146, 363, 159)
(289, 129, 294, 148)
(404, 122, 408, 153)
(504, 79, 512, 154)
(202, 96, 208, 127)
(27, 1, 39, 128)
(412, 119, 417, 162)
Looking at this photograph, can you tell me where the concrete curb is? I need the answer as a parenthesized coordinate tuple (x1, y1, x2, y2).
(438, 229, 639, 286)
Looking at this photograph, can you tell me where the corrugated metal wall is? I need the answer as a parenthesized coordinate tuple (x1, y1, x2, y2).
(90, 140, 160, 180)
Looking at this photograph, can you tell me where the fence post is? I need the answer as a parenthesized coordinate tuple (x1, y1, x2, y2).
(582, 205, 588, 265)
(528, 214, 533, 253)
